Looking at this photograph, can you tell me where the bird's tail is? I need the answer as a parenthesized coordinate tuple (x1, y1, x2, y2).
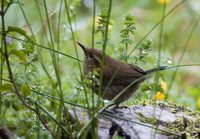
(145, 66, 168, 74)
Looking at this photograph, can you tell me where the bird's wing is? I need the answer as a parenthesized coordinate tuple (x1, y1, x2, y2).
(103, 63, 146, 86)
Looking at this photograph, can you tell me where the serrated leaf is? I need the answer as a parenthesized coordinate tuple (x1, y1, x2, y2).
(100, 8, 108, 17)
(21, 83, 31, 97)
(0, 83, 13, 92)
(10, 49, 26, 61)
(124, 15, 135, 25)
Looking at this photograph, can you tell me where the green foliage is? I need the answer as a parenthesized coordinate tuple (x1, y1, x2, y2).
(7, 26, 35, 43)
(141, 82, 164, 95)
(21, 83, 31, 97)
(120, 15, 136, 46)
(10, 49, 26, 62)
(75, 69, 103, 107)
(0, 0, 10, 7)
(118, 15, 152, 64)
(0, 0, 199, 138)
(96, 8, 113, 43)
(7, 26, 27, 37)
(84, 70, 100, 87)
(133, 39, 152, 64)
(0, 83, 13, 93)
(119, 15, 136, 63)
(7, 26, 38, 66)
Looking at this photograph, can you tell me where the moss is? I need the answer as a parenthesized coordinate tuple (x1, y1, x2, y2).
(136, 100, 200, 138)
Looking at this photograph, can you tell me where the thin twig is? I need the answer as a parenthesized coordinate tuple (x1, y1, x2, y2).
(35, 104, 57, 138)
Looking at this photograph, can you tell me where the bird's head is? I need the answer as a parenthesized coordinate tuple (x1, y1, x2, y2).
(77, 42, 102, 71)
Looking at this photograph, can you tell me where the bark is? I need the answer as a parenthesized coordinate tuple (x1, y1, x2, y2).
(69, 101, 200, 139)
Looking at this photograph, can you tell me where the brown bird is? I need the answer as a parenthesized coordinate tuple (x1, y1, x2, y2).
(77, 42, 167, 108)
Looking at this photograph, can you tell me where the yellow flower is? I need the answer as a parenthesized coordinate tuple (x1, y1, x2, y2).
(157, 0, 171, 4)
(155, 92, 165, 101)
(160, 81, 167, 91)
(95, 16, 113, 30)
(95, 16, 101, 26)
(197, 97, 200, 109)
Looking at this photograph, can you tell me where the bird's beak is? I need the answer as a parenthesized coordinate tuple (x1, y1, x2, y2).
(77, 42, 87, 54)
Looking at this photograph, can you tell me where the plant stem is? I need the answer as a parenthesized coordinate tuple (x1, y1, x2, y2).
(1, 0, 35, 112)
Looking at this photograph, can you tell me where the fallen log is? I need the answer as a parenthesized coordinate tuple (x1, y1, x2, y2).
(69, 101, 200, 139)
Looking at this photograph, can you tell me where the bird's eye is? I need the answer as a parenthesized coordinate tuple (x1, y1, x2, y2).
(88, 53, 94, 59)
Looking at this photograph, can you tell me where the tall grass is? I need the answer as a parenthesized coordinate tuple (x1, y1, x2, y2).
(0, 0, 200, 138)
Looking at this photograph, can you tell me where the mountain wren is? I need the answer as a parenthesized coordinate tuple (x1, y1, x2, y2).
(77, 42, 166, 107)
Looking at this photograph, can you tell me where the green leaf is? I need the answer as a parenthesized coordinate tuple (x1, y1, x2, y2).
(125, 15, 135, 21)
(7, 26, 34, 43)
(0, 83, 13, 92)
(124, 20, 135, 25)
(100, 8, 108, 17)
(10, 49, 26, 61)
(21, 83, 31, 97)
(4, 99, 11, 108)
(124, 15, 135, 25)
(7, 26, 26, 36)
(0, 0, 9, 7)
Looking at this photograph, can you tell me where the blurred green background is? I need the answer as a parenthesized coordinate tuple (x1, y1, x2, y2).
(2, 0, 200, 109)
(1, 0, 200, 138)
